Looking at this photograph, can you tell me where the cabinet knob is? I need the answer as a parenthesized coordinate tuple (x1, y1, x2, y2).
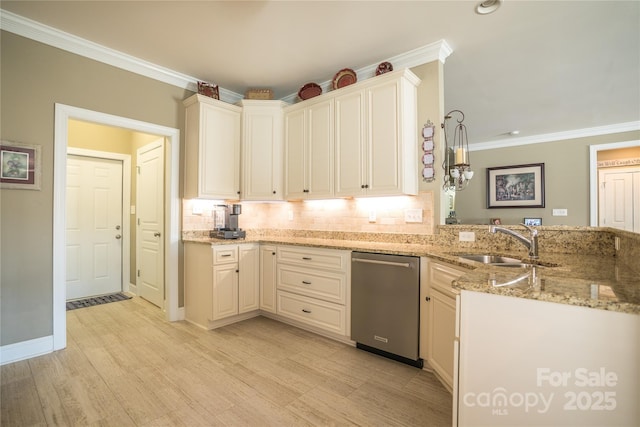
(365, 184, 369, 189)
(425, 296, 431, 302)
(235, 269, 239, 273)
(361, 184, 365, 189)
(272, 252, 276, 255)
(272, 190, 276, 194)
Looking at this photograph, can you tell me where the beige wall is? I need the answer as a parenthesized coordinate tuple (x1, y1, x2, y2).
(454, 132, 640, 225)
(0, 31, 189, 346)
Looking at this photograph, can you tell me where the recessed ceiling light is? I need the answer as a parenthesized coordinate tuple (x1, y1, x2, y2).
(476, 0, 502, 15)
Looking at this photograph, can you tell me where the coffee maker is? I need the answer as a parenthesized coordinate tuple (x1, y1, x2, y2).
(212, 204, 246, 239)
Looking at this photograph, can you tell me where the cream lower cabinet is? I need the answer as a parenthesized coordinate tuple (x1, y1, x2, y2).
(185, 242, 259, 329)
(421, 258, 466, 392)
(259, 244, 277, 313)
(275, 245, 350, 337)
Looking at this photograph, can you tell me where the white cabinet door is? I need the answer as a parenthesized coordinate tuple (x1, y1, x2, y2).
(367, 79, 401, 195)
(212, 262, 238, 321)
(284, 98, 334, 199)
(238, 244, 259, 314)
(334, 89, 366, 197)
(284, 107, 307, 198)
(428, 288, 457, 389)
(184, 94, 241, 200)
(260, 245, 277, 313)
(307, 99, 334, 198)
(240, 100, 284, 201)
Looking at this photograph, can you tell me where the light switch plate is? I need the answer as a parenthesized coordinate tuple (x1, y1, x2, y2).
(404, 209, 423, 223)
(369, 210, 377, 222)
(552, 208, 568, 216)
(459, 231, 476, 242)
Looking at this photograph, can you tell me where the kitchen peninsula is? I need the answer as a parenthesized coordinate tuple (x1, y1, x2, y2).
(184, 224, 640, 425)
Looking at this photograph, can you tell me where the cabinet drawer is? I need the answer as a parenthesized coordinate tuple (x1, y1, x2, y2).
(277, 265, 346, 304)
(277, 246, 348, 272)
(277, 291, 346, 336)
(213, 245, 238, 264)
(429, 260, 465, 296)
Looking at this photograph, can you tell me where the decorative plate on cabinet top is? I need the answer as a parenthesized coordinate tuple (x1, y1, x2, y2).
(375, 61, 393, 76)
(332, 68, 357, 90)
(298, 82, 322, 100)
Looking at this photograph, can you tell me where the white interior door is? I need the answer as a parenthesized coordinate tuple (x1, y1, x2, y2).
(66, 155, 123, 300)
(599, 168, 639, 232)
(136, 139, 165, 308)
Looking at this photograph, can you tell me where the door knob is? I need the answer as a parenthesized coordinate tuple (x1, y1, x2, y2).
(154, 232, 161, 237)
(115, 234, 122, 239)
(115, 225, 121, 230)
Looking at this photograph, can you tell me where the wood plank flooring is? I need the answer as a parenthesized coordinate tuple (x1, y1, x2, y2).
(1, 296, 452, 426)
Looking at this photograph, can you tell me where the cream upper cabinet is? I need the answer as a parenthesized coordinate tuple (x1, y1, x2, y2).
(284, 98, 334, 200)
(239, 100, 285, 201)
(335, 69, 420, 197)
(183, 94, 242, 200)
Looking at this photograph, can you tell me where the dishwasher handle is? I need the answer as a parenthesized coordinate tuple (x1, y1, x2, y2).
(352, 258, 412, 268)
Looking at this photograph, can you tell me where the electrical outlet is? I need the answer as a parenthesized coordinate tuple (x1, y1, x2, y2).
(288, 210, 294, 221)
(615, 236, 620, 251)
(552, 209, 568, 216)
(459, 231, 476, 242)
(404, 209, 423, 223)
(192, 203, 204, 215)
(369, 210, 377, 222)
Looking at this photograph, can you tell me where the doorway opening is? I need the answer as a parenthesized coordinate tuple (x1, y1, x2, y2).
(589, 140, 640, 229)
(53, 104, 181, 351)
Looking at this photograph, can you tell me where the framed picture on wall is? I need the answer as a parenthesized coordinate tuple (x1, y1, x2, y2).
(0, 141, 42, 190)
(487, 163, 545, 208)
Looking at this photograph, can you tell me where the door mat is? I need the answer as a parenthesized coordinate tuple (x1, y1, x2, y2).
(66, 292, 132, 311)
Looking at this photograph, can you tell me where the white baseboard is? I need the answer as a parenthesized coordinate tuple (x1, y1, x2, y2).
(177, 306, 185, 321)
(0, 335, 54, 366)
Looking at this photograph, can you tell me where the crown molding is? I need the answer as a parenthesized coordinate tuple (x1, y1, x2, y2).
(470, 121, 640, 151)
(280, 39, 453, 104)
(2, 9, 450, 106)
(0, 9, 244, 103)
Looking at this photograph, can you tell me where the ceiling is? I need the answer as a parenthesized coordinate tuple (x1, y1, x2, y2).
(2, 1, 639, 145)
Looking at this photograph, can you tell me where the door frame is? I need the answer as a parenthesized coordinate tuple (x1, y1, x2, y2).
(67, 148, 132, 295)
(589, 139, 640, 226)
(54, 103, 181, 351)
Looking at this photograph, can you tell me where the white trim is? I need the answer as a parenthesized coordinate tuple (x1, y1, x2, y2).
(589, 140, 640, 226)
(54, 103, 182, 353)
(67, 148, 132, 298)
(280, 39, 452, 104)
(470, 121, 640, 151)
(1, 10, 452, 106)
(0, 335, 53, 366)
(0, 9, 242, 104)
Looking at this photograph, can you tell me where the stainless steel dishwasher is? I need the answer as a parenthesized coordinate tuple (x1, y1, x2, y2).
(351, 251, 422, 368)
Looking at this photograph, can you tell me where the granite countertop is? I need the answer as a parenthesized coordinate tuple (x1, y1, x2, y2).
(183, 235, 640, 315)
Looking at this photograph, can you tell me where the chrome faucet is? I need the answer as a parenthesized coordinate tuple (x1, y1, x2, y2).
(489, 223, 539, 259)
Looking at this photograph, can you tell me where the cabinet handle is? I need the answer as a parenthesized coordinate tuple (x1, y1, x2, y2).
(302, 281, 312, 285)
(425, 296, 431, 302)
(302, 257, 312, 260)
(302, 309, 312, 314)
(221, 254, 232, 257)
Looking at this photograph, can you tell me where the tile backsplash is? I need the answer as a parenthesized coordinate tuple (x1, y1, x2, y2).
(183, 191, 435, 235)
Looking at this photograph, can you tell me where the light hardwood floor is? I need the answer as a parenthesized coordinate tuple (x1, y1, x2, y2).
(1, 297, 452, 426)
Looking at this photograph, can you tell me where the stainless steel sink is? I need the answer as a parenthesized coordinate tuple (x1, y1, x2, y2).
(458, 254, 530, 267)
